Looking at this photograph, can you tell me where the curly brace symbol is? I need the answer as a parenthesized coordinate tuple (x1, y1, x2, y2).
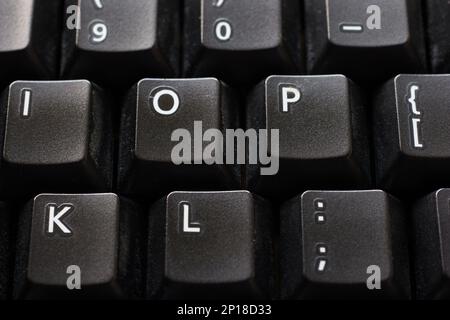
(408, 84, 423, 149)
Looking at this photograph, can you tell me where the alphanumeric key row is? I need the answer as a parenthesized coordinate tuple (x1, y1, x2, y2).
(3, 75, 450, 198)
(117, 73, 450, 198)
(10, 191, 272, 299)
(3, 189, 450, 299)
(0, 77, 369, 199)
(4, 0, 448, 86)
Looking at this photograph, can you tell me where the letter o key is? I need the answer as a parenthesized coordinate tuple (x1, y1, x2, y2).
(151, 88, 180, 116)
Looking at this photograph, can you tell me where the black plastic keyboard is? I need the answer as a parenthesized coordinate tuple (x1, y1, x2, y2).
(1, 0, 450, 302)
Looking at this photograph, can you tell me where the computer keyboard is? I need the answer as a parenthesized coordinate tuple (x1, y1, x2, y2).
(0, 0, 450, 303)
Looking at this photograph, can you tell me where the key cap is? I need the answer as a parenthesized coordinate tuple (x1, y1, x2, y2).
(147, 191, 273, 299)
(0, 0, 60, 84)
(281, 190, 410, 299)
(413, 189, 450, 299)
(304, 0, 426, 84)
(14, 193, 144, 299)
(183, 0, 303, 86)
(374, 75, 450, 196)
(0, 80, 113, 197)
(246, 75, 371, 200)
(426, 0, 450, 73)
(0, 203, 11, 300)
(118, 78, 240, 198)
(61, 0, 179, 87)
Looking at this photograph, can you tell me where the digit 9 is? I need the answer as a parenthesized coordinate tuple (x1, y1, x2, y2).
(89, 20, 108, 44)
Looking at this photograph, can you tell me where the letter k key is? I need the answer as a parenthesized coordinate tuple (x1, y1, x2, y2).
(45, 204, 74, 236)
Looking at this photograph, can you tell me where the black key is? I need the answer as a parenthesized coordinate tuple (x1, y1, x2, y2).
(426, 0, 450, 73)
(61, 0, 179, 87)
(14, 193, 144, 299)
(147, 191, 273, 299)
(246, 75, 371, 200)
(183, 0, 303, 86)
(304, 0, 426, 84)
(374, 75, 450, 196)
(118, 78, 240, 198)
(281, 190, 410, 299)
(413, 189, 450, 299)
(0, 203, 11, 300)
(0, 0, 60, 84)
(0, 80, 113, 197)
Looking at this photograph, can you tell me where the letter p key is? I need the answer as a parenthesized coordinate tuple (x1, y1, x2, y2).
(280, 85, 301, 113)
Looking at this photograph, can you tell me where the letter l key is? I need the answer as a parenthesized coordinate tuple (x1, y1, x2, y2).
(181, 202, 201, 233)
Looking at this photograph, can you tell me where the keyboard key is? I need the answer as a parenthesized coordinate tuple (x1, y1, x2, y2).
(14, 193, 144, 299)
(0, 203, 11, 300)
(0, 80, 113, 197)
(0, 0, 60, 84)
(61, 0, 179, 86)
(281, 190, 410, 299)
(413, 189, 450, 299)
(374, 75, 450, 196)
(426, 0, 450, 73)
(246, 75, 371, 200)
(304, 0, 426, 83)
(184, 0, 303, 86)
(147, 191, 273, 299)
(118, 78, 240, 198)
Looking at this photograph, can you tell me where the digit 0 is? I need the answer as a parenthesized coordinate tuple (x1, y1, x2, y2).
(214, 19, 232, 41)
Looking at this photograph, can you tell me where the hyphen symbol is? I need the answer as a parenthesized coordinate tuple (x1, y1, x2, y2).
(339, 4, 381, 33)
(340, 24, 364, 33)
